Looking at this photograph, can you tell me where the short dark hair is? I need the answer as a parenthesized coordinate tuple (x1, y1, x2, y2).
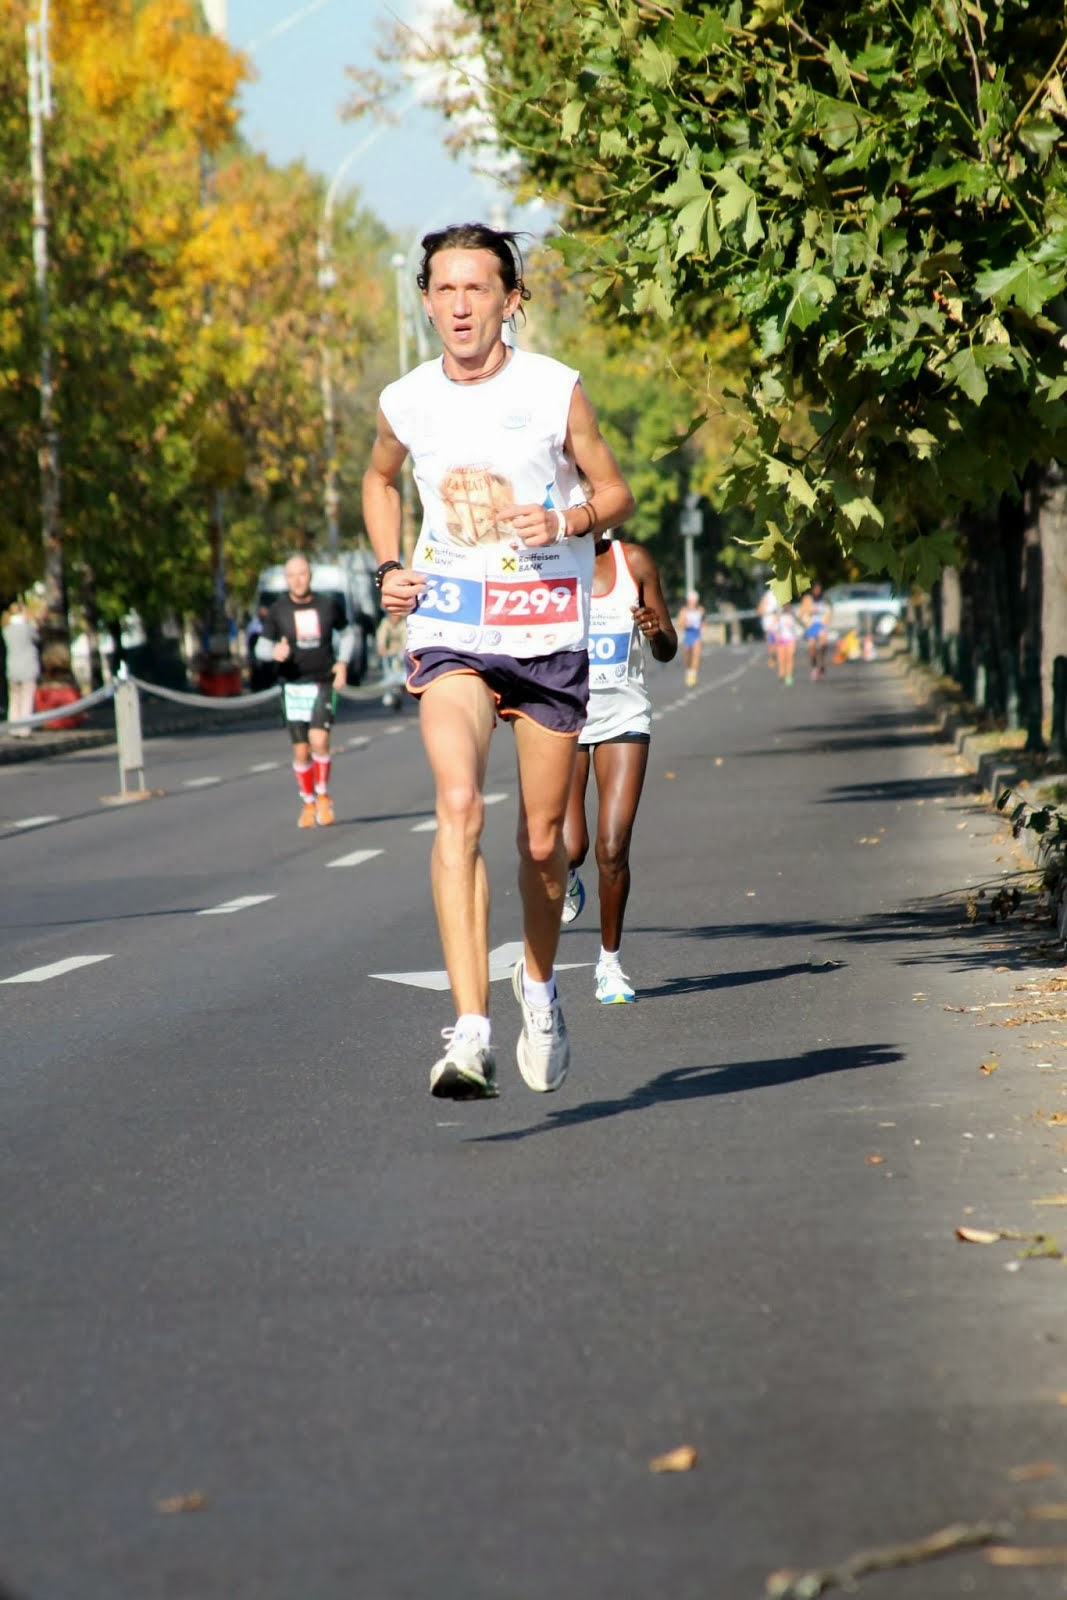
(417, 222, 532, 304)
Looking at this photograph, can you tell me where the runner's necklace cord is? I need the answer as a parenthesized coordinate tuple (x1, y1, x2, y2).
(443, 342, 509, 385)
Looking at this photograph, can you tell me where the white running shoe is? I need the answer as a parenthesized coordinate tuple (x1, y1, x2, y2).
(429, 1028, 498, 1100)
(511, 961, 570, 1092)
(561, 869, 585, 925)
(595, 959, 636, 1005)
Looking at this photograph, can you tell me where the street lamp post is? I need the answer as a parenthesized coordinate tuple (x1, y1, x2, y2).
(679, 490, 703, 597)
(25, 0, 69, 680)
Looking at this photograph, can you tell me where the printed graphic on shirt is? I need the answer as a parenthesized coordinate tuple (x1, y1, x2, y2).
(439, 465, 516, 547)
(294, 609, 323, 647)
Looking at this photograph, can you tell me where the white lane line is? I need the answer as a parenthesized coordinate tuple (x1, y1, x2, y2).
(12, 815, 59, 829)
(484, 792, 508, 806)
(196, 894, 276, 916)
(249, 760, 279, 773)
(327, 848, 383, 869)
(386, 723, 405, 734)
(2, 954, 112, 985)
(182, 776, 221, 789)
(347, 735, 369, 749)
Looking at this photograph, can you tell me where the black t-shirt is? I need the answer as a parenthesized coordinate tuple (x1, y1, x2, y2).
(262, 593, 345, 684)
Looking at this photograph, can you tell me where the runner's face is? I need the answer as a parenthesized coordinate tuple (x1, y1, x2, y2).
(285, 560, 311, 600)
(423, 248, 520, 366)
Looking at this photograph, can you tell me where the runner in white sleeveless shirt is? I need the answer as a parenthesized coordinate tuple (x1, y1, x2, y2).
(362, 223, 634, 1101)
(561, 535, 676, 1002)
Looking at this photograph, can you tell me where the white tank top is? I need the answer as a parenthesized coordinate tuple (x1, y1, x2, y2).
(581, 542, 651, 743)
(379, 349, 593, 659)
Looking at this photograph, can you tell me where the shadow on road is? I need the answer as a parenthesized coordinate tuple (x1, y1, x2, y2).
(473, 1042, 902, 1143)
(638, 960, 843, 998)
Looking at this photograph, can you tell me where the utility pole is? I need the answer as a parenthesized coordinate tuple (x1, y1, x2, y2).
(679, 490, 703, 597)
(26, 0, 70, 680)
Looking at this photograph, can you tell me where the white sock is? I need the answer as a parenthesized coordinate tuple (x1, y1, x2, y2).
(599, 946, 621, 969)
(521, 971, 557, 1007)
(454, 1013, 491, 1047)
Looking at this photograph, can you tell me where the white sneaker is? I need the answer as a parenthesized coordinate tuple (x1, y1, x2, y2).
(429, 1028, 498, 1100)
(511, 961, 569, 1092)
(561, 869, 585, 925)
(595, 959, 636, 1004)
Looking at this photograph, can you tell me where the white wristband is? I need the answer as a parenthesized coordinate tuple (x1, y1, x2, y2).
(553, 509, 567, 542)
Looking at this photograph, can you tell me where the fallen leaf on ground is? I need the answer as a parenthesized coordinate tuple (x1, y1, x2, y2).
(649, 1444, 698, 1474)
(714, 756, 723, 766)
(1028, 1505, 1067, 1520)
(1034, 1195, 1067, 1207)
(1007, 1462, 1060, 1483)
(980, 1060, 999, 1074)
(866, 1154, 885, 1166)
(985, 1545, 1067, 1566)
(663, 771, 676, 779)
(155, 1491, 207, 1515)
(956, 1226, 1001, 1245)
(1049, 1111, 1067, 1125)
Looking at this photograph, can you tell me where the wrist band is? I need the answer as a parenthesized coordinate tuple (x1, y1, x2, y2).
(582, 502, 596, 534)
(553, 509, 568, 542)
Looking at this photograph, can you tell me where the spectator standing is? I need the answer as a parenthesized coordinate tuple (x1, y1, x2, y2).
(2, 602, 41, 738)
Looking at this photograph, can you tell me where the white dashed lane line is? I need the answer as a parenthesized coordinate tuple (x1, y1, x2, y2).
(182, 776, 221, 789)
(196, 894, 276, 916)
(248, 761, 280, 773)
(326, 848, 384, 869)
(11, 815, 60, 830)
(2, 954, 113, 985)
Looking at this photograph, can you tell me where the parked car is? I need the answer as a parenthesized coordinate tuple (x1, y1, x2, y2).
(824, 582, 905, 639)
(254, 557, 375, 685)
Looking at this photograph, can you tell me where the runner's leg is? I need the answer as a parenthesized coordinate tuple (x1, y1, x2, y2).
(563, 747, 592, 871)
(592, 740, 649, 952)
(419, 673, 495, 1017)
(513, 716, 578, 984)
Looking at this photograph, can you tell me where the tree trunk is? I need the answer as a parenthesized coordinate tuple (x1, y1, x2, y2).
(1037, 460, 1067, 729)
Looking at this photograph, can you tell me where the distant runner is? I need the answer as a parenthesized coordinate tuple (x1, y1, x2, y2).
(677, 590, 705, 688)
(255, 555, 352, 827)
(561, 534, 677, 1003)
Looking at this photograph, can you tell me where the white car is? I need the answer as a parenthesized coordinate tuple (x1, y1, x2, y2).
(824, 582, 905, 639)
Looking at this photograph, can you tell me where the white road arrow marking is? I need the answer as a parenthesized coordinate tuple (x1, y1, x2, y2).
(197, 894, 276, 916)
(371, 939, 590, 990)
(2, 954, 112, 984)
(327, 848, 383, 869)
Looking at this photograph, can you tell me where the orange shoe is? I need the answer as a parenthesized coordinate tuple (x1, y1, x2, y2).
(298, 800, 317, 829)
(315, 793, 335, 827)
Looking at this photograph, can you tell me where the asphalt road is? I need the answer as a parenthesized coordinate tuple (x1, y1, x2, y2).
(2, 648, 1064, 1600)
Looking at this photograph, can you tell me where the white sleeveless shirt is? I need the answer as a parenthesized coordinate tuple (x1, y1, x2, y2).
(581, 542, 651, 744)
(379, 349, 593, 660)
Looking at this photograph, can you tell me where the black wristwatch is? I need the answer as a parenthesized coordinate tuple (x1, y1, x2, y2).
(375, 560, 403, 590)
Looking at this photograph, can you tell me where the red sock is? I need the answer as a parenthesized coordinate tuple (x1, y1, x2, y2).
(293, 762, 314, 801)
(312, 753, 331, 795)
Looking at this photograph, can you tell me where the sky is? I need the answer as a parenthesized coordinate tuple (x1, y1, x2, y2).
(223, 0, 528, 244)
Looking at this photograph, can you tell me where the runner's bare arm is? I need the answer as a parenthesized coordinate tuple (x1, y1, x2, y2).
(361, 408, 425, 616)
(503, 382, 635, 548)
(624, 544, 678, 663)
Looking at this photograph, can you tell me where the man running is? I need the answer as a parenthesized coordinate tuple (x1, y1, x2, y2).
(561, 533, 676, 1002)
(676, 590, 705, 687)
(255, 554, 352, 827)
(799, 580, 833, 679)
(362, 221, 634, 1100)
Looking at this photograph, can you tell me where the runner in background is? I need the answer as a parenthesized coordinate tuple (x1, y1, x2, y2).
(775, 603, 799, 687)
(798, 581, 833, 680)
(676, 590, 705, 688)
(255, 555, 352, 827)
(561, 533, 676, 1003)
(757, 587, 780, 670)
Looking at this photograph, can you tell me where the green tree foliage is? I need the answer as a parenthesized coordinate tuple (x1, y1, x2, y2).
(450, 0, 1067, 590)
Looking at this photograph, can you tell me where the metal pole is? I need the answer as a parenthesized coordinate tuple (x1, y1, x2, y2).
(391, 252, 417, 563)
(318, 225, 340, 551)
(26, 5, 69, 680)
